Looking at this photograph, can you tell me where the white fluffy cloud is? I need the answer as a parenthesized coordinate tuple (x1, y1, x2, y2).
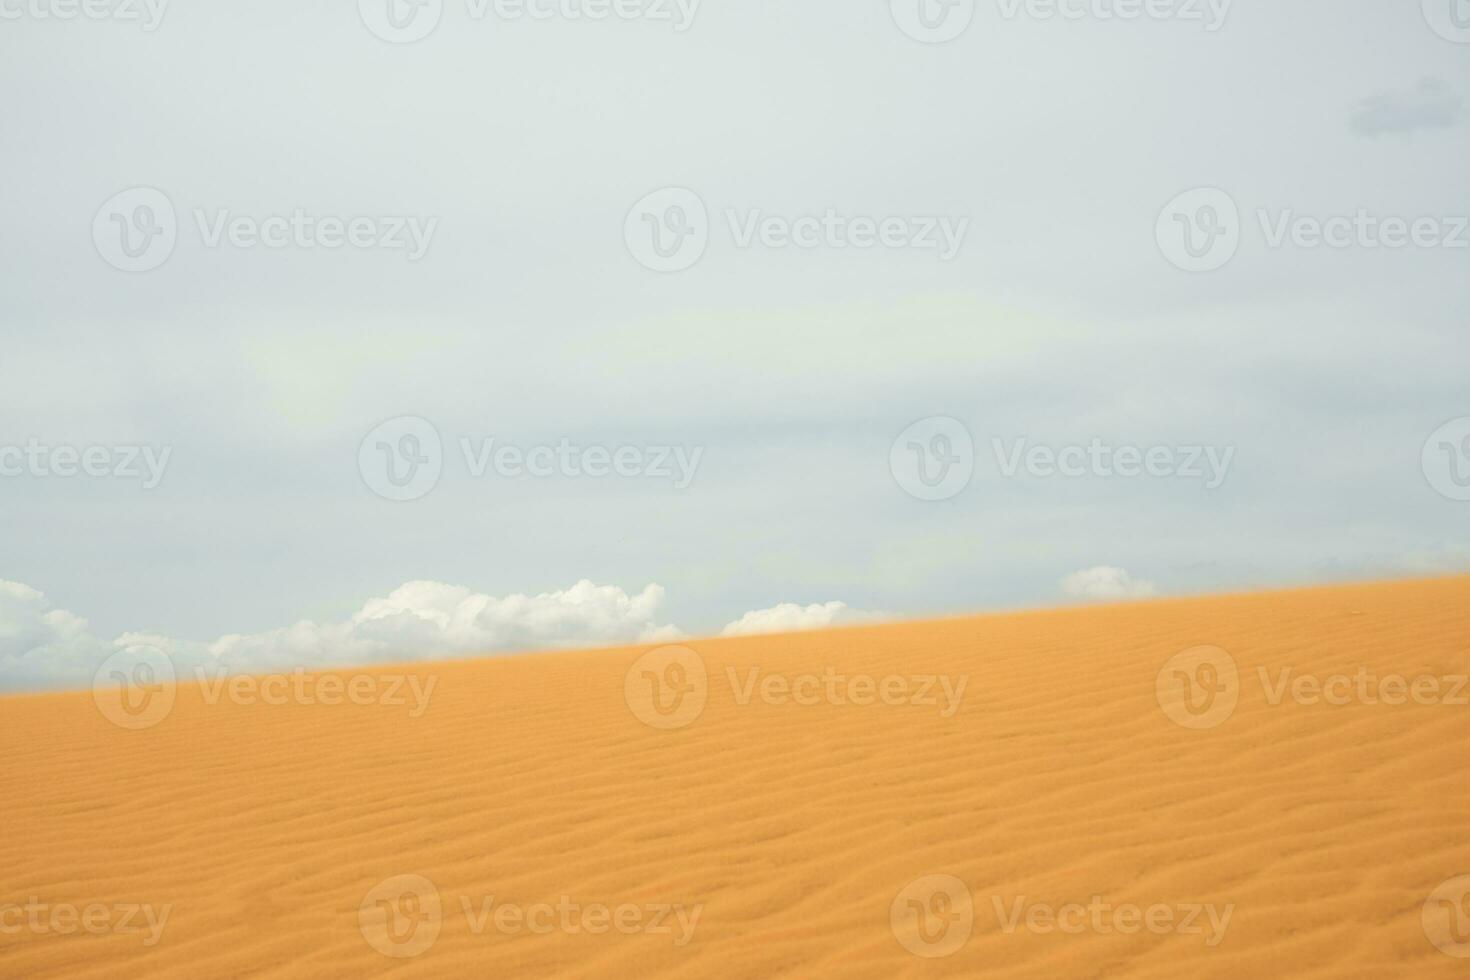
(721, 601, 874, 637)
(202, 579, 684, 673)
(0, 581, 108, 689)
(1059, 567, 1158, 602)
(0, 579, 684, 691)
(0, 578, 891, 690)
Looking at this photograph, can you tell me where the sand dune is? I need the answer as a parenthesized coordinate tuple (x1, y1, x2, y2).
(3, 576, 1469, 977)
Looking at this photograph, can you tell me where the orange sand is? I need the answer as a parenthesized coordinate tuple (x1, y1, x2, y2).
(3, 576, 1469, 977)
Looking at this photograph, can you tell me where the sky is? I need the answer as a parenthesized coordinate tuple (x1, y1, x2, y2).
(1, 0, 1468, 691)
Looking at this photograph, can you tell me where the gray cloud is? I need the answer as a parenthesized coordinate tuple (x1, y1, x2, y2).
(1351, 77, 1463, 137)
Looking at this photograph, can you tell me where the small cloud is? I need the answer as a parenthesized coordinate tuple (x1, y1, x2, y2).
(0, 578, 683, 691)
(0, 581, 107, 690)
(721, 601, 876, 637)
(1060, 566, 1158, 602)
(1351, 77, 1463, 137)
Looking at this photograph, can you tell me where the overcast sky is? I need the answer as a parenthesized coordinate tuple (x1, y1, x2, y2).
(2, 0, 1467, 690)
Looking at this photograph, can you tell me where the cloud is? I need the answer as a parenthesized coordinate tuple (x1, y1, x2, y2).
(721, 601, 874, 637)
(1059, 567, 1158, 602)
(0, 579, 683, 692)
(203, 579, 684, 673)
(1351, 77, 1463, 136)
(0, 581, 108, 690)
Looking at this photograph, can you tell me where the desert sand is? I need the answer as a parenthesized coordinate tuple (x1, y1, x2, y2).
(3, 575, 1469, 977)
